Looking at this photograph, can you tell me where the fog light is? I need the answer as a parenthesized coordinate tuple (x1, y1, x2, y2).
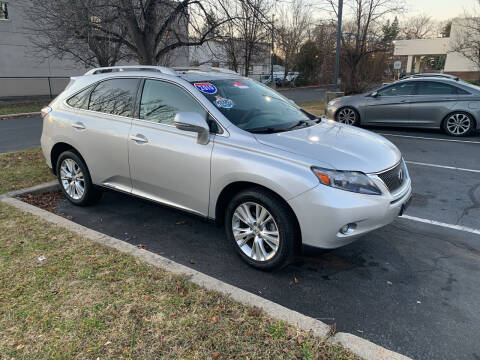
(340, 223, 357, 235)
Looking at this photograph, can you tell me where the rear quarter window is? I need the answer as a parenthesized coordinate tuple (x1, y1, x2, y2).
(67, 85, 94, 110)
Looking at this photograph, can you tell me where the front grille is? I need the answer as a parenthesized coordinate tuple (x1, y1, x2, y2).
(377, 160, 407, 193)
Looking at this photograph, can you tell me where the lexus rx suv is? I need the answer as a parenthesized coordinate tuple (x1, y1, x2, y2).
(41, 65, 412, 270)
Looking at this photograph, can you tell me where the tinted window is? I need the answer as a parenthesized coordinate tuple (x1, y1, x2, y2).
(67, 85, 94, 110)
(416, 81, 458, 95)
(140, 80, 207, 125)
(89, 78, 139, 116)
(189, 78, 309, 133)
(378, 82, 415, 96)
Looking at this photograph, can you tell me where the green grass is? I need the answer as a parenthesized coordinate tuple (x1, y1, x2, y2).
(298, 101, 326, 116)
(0, 148, 359, 359)
(0, 102, 46, 116)
(0, 147, 55, 194)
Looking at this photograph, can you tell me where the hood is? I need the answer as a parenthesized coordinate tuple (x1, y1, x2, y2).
(254, 121, 401, 173)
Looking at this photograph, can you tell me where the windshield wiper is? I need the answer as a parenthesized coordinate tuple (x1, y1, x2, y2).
(285, 119, 313, 131)
(249, 127, 287, 134)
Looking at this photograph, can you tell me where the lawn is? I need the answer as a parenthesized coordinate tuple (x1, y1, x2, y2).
(0, 101, 46, 116)
(0, 147, 55, 194)
(0, 148, 358, 360)
(298, 101, 325, 116)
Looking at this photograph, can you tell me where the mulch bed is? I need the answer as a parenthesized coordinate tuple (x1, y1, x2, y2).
(19, 191, 65, 213)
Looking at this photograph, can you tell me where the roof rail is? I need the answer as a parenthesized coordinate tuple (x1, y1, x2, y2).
(173, 65, 238, 75)
(410, 73, 459, 81)
(84, 65, 179, 77)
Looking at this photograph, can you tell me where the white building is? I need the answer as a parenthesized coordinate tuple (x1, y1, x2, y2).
(393, 18, 480, 79)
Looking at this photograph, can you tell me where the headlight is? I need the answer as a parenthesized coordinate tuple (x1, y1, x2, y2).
(312, 167, 382, 195)
(328, 98, 341, 106)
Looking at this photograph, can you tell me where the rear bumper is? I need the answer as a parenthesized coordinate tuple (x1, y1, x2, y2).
(288, 179, 412, 249)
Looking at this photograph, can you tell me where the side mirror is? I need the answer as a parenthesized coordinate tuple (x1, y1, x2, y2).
(174, 112, 210, 145)
(370, 91, 379, 98)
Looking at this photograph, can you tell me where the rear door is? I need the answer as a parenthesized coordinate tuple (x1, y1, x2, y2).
(128, 79, 214, 216)
(408, 81, 459, 127)
(365, 82, 415, 125)
(65, 78, 140, 192)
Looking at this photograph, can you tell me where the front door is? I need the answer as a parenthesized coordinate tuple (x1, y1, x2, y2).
(128, 79, 213, 216)
(365, 81, 416, 125)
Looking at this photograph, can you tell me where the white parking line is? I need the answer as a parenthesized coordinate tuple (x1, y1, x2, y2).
(405, 161, 480, 174)
(401, 215, 480, 235)
(379, 133, 480, 144)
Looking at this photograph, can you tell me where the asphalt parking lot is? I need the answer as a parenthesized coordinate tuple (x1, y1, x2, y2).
(47, 127, 480, 360)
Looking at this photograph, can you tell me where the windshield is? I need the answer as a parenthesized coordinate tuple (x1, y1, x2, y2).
(190, 78, 312, 133)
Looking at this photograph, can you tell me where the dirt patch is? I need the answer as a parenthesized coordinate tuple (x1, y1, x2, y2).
(18, 190, 64, 212)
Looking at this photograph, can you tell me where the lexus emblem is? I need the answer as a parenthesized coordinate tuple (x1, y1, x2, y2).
(398, 168, 404, 182)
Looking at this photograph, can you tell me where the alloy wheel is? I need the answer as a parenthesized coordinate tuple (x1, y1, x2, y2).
(446, 113, 471, 136)
(337, 108, 357, 125)
(232, 202, 280, 262)
(60, 158, 85, 200)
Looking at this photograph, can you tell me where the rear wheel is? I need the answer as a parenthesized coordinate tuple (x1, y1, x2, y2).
(336, 107, 359, 126)
(443, 112, 475, 136)
(56, 151, 102, 206)
(225, 189, 298, 271)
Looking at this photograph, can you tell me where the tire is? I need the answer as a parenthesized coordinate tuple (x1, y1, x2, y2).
(443, 112, 475, 137)
(56, 150, 102, 206)
(335, 107, 360, 126)
(224, 188, 298, 271)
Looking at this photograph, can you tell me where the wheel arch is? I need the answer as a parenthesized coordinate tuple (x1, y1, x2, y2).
(214, 181, 302, 245)
(50, 142, 85, 175)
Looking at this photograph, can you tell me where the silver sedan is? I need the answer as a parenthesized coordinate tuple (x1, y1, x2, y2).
(326, 76, 480, 136)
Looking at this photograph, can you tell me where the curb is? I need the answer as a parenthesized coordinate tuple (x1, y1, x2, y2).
(1, 182, 412, 360)
(0, 112, 40, 120)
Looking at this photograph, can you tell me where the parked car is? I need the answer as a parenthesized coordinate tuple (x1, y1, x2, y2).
(41, 65, 411, 270)
(327, 75, 480, 136)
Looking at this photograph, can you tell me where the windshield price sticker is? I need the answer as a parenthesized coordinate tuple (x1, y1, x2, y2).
(194, 82, 217, 94)
(214, 97, 234, 109)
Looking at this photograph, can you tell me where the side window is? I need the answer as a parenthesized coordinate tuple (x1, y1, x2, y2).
(89, 78, 139, 117)
(139, 79, 207, 126)
(416, 81, 457, 95)
(67, 85, 94, 110)
(455, 87, 471, 95)
(378, 82, 415, 96)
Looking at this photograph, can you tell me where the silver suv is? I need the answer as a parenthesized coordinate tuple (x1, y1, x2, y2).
(41, 65, 412, 270)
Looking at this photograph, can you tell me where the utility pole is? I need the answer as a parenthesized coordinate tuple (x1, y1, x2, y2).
(333, 0, 343, 91)
(270, 13, 275, 88)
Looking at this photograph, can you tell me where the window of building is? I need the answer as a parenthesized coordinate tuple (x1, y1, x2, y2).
(0, 2, 8, 20)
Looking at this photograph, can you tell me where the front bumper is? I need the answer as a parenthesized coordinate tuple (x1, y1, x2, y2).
(288, 177, 412, 249)
(326, 105, 338, 120)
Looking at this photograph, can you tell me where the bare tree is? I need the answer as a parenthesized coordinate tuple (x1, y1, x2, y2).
(23, 0, 258, 67)
(324, 0, 405, 93)
(450, 17, 480, 75)
(402, 15, 436, 39)
(22, 0, 130, 67)
(275, 0, 313, 85)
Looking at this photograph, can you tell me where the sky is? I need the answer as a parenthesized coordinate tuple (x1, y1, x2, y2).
(406, 0, 477, 20)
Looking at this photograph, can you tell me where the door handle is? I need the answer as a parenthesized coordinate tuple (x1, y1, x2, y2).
(130, 134, 148, 144)
(72, 122, 85, 130)
(400, 99, 409, 103)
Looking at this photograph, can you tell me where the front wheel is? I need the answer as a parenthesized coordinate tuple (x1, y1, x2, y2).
(56, 151, 102, 206)
(225, 189, 298, 271)
(335, 107, 359, 126)
(443, 112, 475, 137)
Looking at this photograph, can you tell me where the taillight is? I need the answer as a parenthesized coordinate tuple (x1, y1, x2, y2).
(41, 106, 52, 118)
